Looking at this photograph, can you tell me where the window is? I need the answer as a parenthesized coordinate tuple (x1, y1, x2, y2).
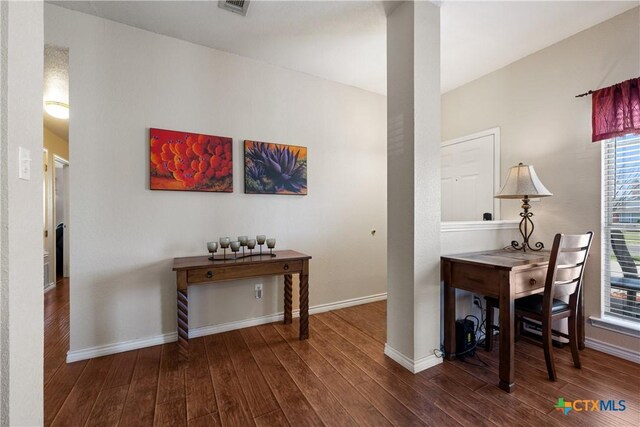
(602, 134, 640, 322)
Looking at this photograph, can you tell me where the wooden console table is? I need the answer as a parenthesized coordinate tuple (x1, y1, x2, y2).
(172, 250, 311, 359)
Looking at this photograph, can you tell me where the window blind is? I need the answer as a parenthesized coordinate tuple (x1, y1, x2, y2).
(602, 134, 640, 321)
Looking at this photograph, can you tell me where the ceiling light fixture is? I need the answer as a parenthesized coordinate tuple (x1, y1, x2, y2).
(44, 100, 69, 120)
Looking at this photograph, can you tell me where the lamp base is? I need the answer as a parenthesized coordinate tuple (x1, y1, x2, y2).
(512, 197, 545, 252)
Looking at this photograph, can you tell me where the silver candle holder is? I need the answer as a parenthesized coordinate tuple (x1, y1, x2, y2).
(208, 234, 276, 260)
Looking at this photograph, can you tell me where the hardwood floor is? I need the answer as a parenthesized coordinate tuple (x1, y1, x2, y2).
(45, 280, 639, 426)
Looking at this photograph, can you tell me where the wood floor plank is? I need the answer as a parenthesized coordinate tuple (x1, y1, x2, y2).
(154, 398, 187, 427)
(273, 322, 337, 378)
(44, 359, 88, 426)
(241, 327, 323, 427)
(254, 409, 290, 427)
(257, 324, 358, 427)
(187, 412, 222, 427)
(474, 384, 567, 427)
(313, 315, 461, 426)
(119, 345, 162, 426)
(223, 330, 278, 418)
(430, 373, 534, 427)
(103, 350, 138, 390)
(355, 377, 427, 427)
(43, 285, 640, 427)
(306, 324, 372, 386)
(306, 324, 427, 427)
(85, 384, 129, 427)
(156, 343, 186, 405)
(50, 355, 115, 427)
(204, 333, 254, 426)
(320, 372, 393, 426)
(332, 304, 386, 344)
(185, 337, 217, 421)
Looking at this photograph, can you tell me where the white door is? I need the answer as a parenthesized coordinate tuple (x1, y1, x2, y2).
(441, 133, 496, 221)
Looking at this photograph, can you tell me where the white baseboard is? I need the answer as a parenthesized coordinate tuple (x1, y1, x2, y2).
(44, 281, 56, 293)
(67, 292, 387, 363)
(384, 344, 442, 373)
(190, 291, 387, 338)
(584, 337, 640, 364)
(67, 332, 177, 363)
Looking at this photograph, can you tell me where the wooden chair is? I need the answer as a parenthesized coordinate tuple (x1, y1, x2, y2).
(514, 232, 593, 381)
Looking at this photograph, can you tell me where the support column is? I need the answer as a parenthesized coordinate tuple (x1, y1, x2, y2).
(386, 1, 441, 373)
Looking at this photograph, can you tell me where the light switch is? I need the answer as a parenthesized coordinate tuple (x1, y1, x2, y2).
(18, 147, 31, 180)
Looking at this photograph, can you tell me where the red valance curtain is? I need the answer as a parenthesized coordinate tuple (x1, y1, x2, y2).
(592, 77, 640, 142)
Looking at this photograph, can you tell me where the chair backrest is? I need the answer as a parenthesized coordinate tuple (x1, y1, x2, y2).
(610, 229, 638, 278)
(543, 232, 594, 314)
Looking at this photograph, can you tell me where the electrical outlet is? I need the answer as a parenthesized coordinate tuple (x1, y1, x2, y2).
(255, 284, 263, 299)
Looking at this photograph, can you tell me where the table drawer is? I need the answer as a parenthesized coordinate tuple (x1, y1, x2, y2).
(187, 260, 303, 284)
(515, 267, 547, 295)
(450, 263, 500, 295)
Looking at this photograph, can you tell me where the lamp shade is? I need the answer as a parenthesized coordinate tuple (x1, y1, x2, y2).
(495, 163, 552, 199)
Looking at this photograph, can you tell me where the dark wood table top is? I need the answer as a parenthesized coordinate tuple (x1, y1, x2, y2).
(441, 249, 550, 271)
(173, 250, 311, 271)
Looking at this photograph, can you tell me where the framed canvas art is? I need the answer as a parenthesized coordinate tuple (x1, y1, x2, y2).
(150, 128, 233, 192)
(244, 140, 307, 195)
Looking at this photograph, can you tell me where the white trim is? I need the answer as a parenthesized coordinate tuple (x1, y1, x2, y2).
(584, 337, 640, 364)
(44, 281, 56, 293)
(588, 315, 640, 338)
(66, 292, 388, 362)
(384, 344, 442, 373)
(66, 331, 177, 363)
(307, 292, 387, 315)
(442, 127, 501, 220)
(189, 312, 283, 339)
(441, 220, 519, 233)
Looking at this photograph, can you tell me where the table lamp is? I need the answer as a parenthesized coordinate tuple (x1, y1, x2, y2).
(495, 163, 552, 251)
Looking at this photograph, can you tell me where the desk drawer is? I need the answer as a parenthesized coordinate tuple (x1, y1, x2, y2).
(450, 264, 500, 295)
(515, 267, 547, 295)
(188, 260, 303, 284)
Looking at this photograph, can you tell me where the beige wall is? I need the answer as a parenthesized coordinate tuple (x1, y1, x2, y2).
(43, 126, 68, 284)
(1, 1, 45, 425)
(442, 8, 640, 352)
(45, 4, 387, 358)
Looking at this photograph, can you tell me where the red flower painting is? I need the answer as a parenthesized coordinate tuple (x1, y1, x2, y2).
(150, 128, 233, 192)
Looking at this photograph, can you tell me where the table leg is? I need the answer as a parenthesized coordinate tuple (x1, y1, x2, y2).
(578, 284, 585, 350)
(177, 287, 189, 361)
(299, 262, 309, 340)
(284, 274, 293, 325)
(443, 260, 456, 361)
(499, 270, 515, 392)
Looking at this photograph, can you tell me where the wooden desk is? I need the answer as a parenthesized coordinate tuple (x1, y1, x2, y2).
(442, 249, 585, 393)
(173, 250, 311, 359)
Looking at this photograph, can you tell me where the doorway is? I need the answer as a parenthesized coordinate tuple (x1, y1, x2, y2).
(54, 156, 69, 280)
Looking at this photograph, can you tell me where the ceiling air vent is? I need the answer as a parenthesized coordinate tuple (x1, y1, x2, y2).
(218, 0, 250, 16)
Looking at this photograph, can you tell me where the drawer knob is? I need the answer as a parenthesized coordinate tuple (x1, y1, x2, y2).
(529, 278, 537, 285)
(284, 264, 289, 271)
(206, 271, 214, 278)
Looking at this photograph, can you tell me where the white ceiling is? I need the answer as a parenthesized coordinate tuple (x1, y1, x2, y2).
(47, 0, 638, 95)
(44, 45, 69, 141)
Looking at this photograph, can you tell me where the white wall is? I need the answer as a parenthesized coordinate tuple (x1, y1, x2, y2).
(386, 0, 441, 370)
(44, 4, 387, 356)
(1, 1, 45, 425)
(442, 7, 640, 353)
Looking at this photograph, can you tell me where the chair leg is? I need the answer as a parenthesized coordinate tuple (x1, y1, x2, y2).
(515, 315, 522, 341)
(568, 314, 581, 369)
(542, 317, 557, 381)
(485, 304, 494, 351)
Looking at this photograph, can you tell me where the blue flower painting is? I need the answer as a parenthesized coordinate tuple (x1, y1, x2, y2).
(244, 140, 307, 195)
